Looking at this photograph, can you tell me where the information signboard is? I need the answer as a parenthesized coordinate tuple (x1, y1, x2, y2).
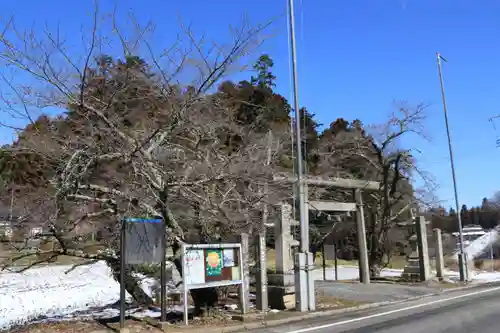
(323, 244, 337, 261)
(120, 217, 166, 330)
(181, 243, 245, 325)
(124, 218, 164, 264)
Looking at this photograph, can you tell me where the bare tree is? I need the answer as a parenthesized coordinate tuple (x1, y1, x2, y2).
(315, 103, 435, 276)
(0, 4, 289, 309)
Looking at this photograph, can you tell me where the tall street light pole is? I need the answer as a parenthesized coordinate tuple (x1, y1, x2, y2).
(436, 52, 468, 282)
(287, 0, 309, 253)
(287, 0, 313, 312)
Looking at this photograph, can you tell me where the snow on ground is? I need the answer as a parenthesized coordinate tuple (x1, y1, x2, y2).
(0, 261, 123, 330)
(440, 268, 500, 284)
(313, 266, 403, 281)
(452, 228, 500, 260)
(470, 271, 500, 282)
(0, 260, 187, 330)
(2, 260, 500, 331)
(0, 261, 405, 330)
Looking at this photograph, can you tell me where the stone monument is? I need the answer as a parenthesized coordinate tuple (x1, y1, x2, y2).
(268, 203, 299, 309)
(401, 214, 431, 282)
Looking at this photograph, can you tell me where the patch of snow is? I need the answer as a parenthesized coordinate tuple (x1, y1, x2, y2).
(134, 273, 159, 298)
(313, 266, 402, 281)
(0, 260, 188, 330)
(442, 267, 500, 283)
(0, 261, 124, 330)
(470, 271, 500, 283)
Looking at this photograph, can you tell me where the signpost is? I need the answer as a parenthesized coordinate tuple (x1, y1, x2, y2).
(120, 217, 166, 330)
(323, 244, 338, 281)
(181, 243, 246, 325)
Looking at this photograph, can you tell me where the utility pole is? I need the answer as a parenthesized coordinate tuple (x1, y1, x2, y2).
(287, 0, 308, 254)
(436, 52, 468, 282)
(287, 0, 312, 311)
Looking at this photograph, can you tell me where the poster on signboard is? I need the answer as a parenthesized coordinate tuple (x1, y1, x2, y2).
(206, 250, 223, 276)
(184, 249, 205, 285)
(231, 267, 241, 280)
(222, 249, 235, 267)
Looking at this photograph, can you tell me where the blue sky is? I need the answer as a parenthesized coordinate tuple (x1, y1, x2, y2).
(1, 0, 499, 208)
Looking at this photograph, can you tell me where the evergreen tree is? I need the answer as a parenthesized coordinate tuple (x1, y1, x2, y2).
(250, 54, 276, 88)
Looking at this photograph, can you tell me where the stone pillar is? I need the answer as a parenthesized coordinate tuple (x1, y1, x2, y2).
(355, 189, 370, 284)
(275, 203, 294, 274)
(416, 216, 430, 281)
(255, 231, 268, 311)
(239, 233, 249, 314)
(434, 228, 444, 279)
(268, 203, 298, 310)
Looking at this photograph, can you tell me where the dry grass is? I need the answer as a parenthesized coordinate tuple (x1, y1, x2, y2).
(444, 256, 500, 272)
(315, 291, 365, 309)
(0, 241, 105, 270)
(472, 259, 500, 271)
(265, 248, 406, 273)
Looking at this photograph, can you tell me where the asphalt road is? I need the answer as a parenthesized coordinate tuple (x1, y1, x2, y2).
(252, 283, 500, 333)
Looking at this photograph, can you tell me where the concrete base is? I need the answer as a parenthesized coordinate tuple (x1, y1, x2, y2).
(295, 252, 308, 312)
(268, 285, 296, 310)
(458, 254, 472, 282)
(402, 256, 422, 282)
(157, 322, 169, 332)
(306, 252, 316, 311)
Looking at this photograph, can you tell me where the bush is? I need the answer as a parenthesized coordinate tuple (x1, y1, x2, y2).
(134, 263, 161, 278)
(474, 259, 484, 270)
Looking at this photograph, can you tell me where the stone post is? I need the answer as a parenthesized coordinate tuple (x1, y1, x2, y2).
(255, 231, 268, 311)
(275, 203, 294, 274)
(416, 216, 430, 281)
(355, 189, 370, 284)
(434, 228, 444, 279)
(239, 233, 249, 314)
(268, 203, 297, 310)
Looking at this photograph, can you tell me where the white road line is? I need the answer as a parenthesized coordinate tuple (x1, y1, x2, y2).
(288, 286, 500, 333)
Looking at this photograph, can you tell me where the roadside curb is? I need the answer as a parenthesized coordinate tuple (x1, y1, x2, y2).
(174, 281, 497, 333)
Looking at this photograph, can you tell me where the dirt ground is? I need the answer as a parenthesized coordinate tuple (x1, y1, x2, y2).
(7, 319, 162, 333)
(5, 290, 363, 333)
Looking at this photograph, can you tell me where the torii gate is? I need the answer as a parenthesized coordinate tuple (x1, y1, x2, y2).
(271, 174, 380, 311)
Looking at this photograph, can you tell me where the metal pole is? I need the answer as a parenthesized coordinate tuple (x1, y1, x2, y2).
(436, 52, 467, 282)
(287, 0, 308, 253)
(322, 244, 326, 281)
(334, 243, 338, 281)
(119, 218, 126, 330)
(490, 230, 494, 272)
(160, 218, 167, 322)
(182, 244, 189, 326)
